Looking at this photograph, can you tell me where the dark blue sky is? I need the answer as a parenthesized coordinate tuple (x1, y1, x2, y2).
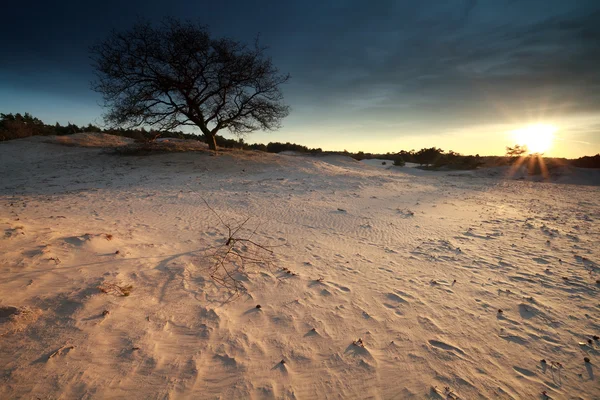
(1, 0, 599, 156)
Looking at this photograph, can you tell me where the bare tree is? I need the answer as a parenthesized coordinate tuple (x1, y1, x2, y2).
(91, 18, 290, 150)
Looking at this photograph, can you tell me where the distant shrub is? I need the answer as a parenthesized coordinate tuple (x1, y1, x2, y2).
(215, 135, 244, 149)
(526, 156, 564, 176)
(246, 143, 268, 152)
(266, 142, 322, 154)
(414, 147, 444, 165)
(352, 151, 366, 160)
(393, 158, 405, 166)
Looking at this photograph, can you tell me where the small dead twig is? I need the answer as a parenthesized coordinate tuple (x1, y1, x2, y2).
(98, 283, 133, 297)
(48, 257, 61, 265)
(202, 198, 278, 295)
(48, 345, 74, 359)
(431, 385, 460, 400)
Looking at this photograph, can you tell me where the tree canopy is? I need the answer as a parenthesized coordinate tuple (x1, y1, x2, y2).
(91, 18, 290, 150)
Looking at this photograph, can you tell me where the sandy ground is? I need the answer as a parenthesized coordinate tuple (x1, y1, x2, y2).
(1, 135, 599, 399)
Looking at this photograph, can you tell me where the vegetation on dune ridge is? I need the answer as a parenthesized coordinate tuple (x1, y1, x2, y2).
(1, 112, 599, 169)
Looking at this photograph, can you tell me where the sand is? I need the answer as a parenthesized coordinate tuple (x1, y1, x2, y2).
(1, 135, 599, 399)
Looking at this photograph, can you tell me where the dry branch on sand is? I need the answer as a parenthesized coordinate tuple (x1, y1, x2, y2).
(202, 199, 278, 295)
(48, 345, 75, 359)
(97, 283, 133, 297)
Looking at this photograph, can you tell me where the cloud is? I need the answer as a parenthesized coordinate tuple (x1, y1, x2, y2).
(280, 3, 600, 131)
(1, 0, 599, 144)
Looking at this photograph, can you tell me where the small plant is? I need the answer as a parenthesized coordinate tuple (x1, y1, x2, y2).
(550, 361, 562, 369)
(281, 267, 297, 276)
(397, 208, 414, 217)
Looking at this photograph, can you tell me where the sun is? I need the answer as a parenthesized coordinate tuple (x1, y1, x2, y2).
(512, 124, 556, 154)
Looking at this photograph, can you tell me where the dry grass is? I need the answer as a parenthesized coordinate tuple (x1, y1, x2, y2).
(48, 133, 134, 148)
(112, 140, 210, 155)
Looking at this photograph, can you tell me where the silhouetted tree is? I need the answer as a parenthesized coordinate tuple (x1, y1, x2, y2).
(91, 18, 290, 150)
(572, 154, 600, 168)
(506, 144, 528, 157)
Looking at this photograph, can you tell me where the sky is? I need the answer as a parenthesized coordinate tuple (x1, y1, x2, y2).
(1, 0, 599, 157)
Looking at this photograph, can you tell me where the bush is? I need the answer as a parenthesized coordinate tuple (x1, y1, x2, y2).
(266, 142, 322, 154)
(215, 135, 243, 149)
(414, 147, 444, 165)
(246, 143, 268, 152)
(393, 158, 405, 166)
(571, 154, 600, 168)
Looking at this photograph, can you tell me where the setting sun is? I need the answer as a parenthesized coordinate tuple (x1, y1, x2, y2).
(512, 124, 556, 154)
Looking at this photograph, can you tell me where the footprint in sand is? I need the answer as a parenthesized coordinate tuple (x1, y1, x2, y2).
(271, 361, 289, 375)
(513, 366, 536, 377)
(417, 316, 443, 334)
(428, 340, 466, 356)
(331, 283, 351, 293)
(386, 293, 409, 304)
(344, 343, 375, 362)
(304, 328, 320, 337)
(532, 257, 550, 265)
(213, 354, 240, 370)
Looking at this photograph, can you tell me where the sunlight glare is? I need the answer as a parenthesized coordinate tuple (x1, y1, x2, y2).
(512, 124, 556, 154)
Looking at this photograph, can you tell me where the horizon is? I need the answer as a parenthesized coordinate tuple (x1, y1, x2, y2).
(2, 1, 600, 158)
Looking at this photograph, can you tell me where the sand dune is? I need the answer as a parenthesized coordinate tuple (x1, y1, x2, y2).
(1, 135, 599, 399)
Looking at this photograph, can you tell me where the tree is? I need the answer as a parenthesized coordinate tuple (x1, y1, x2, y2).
(91, 18, 290, 151)
(0, 112, 47, 140)
(506, 144, 528, 157)
(414, 147, 443, 165)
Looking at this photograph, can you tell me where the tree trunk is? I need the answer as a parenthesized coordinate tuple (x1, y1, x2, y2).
(205, 133, 217, 151)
